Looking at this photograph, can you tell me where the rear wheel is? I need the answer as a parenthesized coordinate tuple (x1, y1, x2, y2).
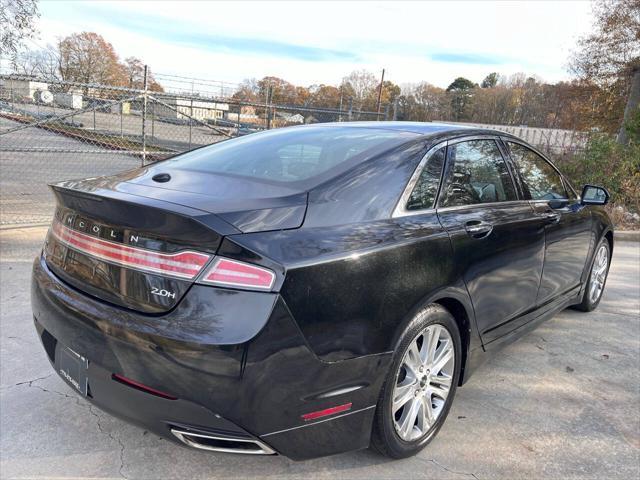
(574, 240, 610, 312)
(371, 304, 461, 458)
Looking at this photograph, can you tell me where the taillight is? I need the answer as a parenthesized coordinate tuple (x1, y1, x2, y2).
(51, 220, 211, 280)
(198, 258, 275, 291)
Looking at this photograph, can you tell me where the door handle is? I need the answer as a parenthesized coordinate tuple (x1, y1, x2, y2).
(539, 211, 561, 224)
(465, 220, 493, 239)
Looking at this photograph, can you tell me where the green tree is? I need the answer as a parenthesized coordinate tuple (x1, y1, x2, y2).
(481, 72, 499, 88)
(446, 77, 477, 121)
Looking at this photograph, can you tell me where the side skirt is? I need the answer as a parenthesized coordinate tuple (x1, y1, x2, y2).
(461, 286, 581, 383)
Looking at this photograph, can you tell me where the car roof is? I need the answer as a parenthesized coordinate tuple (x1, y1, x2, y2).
(306, 121, 513, 139)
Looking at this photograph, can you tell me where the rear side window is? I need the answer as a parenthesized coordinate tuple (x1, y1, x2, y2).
(165, 127, 415, 184)
(406, 147, 445, 210)
(508, 142, 567, 200)
(439, 139, 517, 208)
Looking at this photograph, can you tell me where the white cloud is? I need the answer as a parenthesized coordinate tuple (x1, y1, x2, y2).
(32, 0, 594, 89)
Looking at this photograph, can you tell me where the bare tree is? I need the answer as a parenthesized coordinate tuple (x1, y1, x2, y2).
(342, 70, 377, 110)
(0, 0, 40, 62)
(13, 44, 59, 79)
(571, 0, 640, 144)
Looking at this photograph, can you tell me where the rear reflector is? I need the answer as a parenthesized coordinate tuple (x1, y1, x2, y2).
(301, 403, 353, 421)
(111, 373, 178, 400)
(198, 258, 275, 291)
(51, 220, 211, 280)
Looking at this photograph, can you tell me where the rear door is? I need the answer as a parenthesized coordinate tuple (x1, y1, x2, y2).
(504, 140, 592, 305)
(436, 136, 546, 343)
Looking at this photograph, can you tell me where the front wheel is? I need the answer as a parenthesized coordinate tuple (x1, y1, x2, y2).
(371, 304, 461, 459)
(574, 240, 610, 312)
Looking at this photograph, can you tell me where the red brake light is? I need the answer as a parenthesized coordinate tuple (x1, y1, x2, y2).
(198, 258, 275, 291)
(111, 374, 177, 400)
(301, 403, 353, 421)
(51, 220, 211, 280)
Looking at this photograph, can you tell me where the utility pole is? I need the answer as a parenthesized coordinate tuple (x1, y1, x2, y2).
(376, 68, 385, 118)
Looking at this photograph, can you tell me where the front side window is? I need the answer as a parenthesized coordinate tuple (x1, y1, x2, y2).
(439, 140, 517, 208)
(406, 147, 445, 210)
(508, 142, 567, 200)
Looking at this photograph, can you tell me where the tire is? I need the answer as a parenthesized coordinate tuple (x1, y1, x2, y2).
(574, 239, 611, 312)
(371, 304, 462, 459)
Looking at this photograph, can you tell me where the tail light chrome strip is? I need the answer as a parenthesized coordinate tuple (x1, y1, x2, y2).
(51, 220, 211, 279)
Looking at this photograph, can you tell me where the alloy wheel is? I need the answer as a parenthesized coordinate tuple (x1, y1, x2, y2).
(589, 244, 609, 304)
(392, 324, 455, 442)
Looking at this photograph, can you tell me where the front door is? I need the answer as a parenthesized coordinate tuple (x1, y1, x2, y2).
(504, 141, 592, 305)
(436, 138, 545, 344)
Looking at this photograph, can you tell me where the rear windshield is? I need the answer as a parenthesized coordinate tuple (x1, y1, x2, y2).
(165, 126, 416, 184)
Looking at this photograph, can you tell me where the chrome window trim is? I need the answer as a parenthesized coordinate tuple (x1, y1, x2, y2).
(501, 136, 578, 200)
(436, 199, 532, 214)
(437, 135, 519, 210)
(391, 140, 447, 218)
(393, 135, 524, 218)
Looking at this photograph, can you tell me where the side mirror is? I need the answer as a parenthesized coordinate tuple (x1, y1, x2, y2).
(581, 185, 609, 206)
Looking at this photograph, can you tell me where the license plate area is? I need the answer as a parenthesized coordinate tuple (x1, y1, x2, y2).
(55, 344, 89, 396)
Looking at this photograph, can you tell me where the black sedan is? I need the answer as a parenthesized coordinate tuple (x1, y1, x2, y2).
(31, 122, 613, 460)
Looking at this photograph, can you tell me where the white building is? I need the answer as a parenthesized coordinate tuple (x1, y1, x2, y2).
(1, 77, 50, 102)
(154, 97, 229, 121)
(55, 92, 83, 109)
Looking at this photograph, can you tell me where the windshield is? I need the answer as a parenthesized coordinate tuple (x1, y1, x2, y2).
(165, 126, 417, 184)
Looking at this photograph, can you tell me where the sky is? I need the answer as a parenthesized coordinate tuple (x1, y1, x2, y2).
(30, 0, 595, 90)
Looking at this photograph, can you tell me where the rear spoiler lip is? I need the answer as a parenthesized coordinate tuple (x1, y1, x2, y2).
(49, 182, 242, 237)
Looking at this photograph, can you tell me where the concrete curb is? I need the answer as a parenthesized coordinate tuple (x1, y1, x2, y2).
(615, 231, 640, 242)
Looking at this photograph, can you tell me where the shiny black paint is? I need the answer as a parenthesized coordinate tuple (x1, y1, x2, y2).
(437, 202, 546, 342)
(530, 200, 592, 304)
(31, 123, 613, 460)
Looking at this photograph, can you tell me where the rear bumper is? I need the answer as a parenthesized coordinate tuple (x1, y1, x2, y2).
(31, 255, 389, 460)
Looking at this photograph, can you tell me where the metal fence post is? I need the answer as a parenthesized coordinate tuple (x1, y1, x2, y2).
(189, 99, 193, 150)
(266, 85, 273, 130)
(348, 97, 353, 122)
(141, 65, 148, 165)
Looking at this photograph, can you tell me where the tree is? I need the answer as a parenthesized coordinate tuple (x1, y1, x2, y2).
(122, 56, 163, 91)
(257, 76, 300, 104)
(57, 32, 127, 87)
(363, 80, 400, 113)
(481, 72, 499, 88)
(446, 77, 477, 92)
(308, 84, 341, 108)
(571, 0, 640, 144)
(0, 0, 39, 62)
(446, 77, 477, 121)
(342, 70, 377, 110)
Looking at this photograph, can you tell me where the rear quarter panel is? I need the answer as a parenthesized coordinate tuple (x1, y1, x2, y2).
(232, 213, 471, 362)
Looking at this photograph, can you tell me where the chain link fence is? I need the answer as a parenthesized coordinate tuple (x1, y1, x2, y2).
(0, 74, 592, 226)
(0, 74, 384, 226)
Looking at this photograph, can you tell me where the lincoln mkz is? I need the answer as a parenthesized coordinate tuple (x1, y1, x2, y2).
(31, 122, 612, 459)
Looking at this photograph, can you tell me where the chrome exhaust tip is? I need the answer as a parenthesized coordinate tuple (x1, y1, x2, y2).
(171, 428, 276, 455)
